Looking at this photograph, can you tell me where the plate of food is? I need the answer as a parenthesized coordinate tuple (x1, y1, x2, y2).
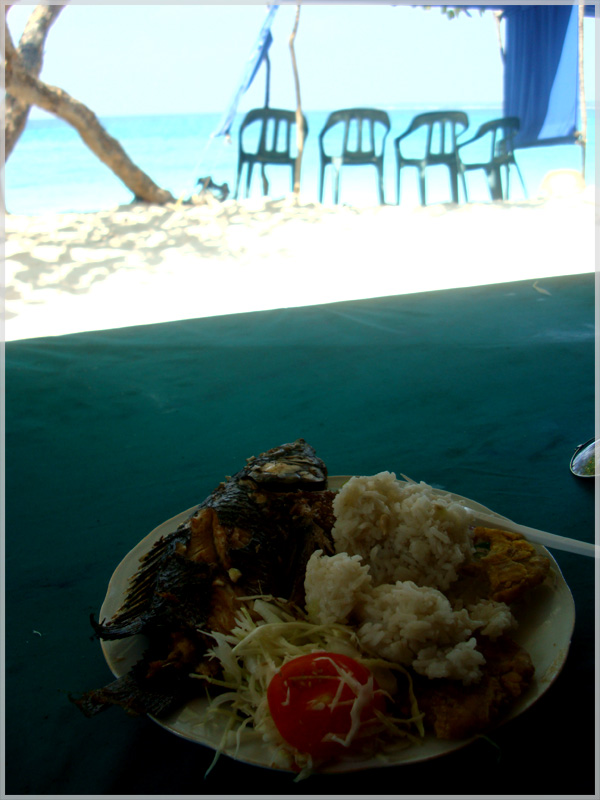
(73, 440, 575, 776)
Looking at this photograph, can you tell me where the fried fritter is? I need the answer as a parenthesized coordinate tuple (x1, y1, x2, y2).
(460, 527, 551, 604)
(415, 635, 535, 739)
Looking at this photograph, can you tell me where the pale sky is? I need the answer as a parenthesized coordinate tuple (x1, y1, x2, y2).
(7, 3, 595, 122)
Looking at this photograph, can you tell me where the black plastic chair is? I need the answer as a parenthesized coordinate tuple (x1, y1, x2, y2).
(234, 108, 308, 199)
(394, 111, 469, 206)
(318, 108, 391, 205)
(457, 116, 527, 201)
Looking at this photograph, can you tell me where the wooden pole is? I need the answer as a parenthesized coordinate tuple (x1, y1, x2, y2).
(577, 2, 587, 179)
(493, 11, 505, 66)
(289, 5, 304, 196)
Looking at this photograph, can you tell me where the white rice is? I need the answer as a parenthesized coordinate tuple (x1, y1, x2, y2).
(332, 472, 475, 591)
(304, 550, 371, 625)
(304, 473, 516, 684)
(357, 581, 486, 684)
(464, 599, 516, 639)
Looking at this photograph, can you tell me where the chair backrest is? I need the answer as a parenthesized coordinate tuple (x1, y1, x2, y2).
(319, 108, 391, 159)
(239, 108, 308, 159)
(481, 117, 520, 158)
(457, 116, 520, 164)
(400, 111, 469, 158)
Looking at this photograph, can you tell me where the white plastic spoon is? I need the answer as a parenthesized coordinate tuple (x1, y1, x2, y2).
(465, 508, 598, 558)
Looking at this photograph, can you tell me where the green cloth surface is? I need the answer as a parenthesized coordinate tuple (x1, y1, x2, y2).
(5, 272, 596, 795)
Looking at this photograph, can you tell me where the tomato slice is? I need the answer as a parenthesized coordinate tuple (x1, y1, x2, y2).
(267, 652, 386, 761)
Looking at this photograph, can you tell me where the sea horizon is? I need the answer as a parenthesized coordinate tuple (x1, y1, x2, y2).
(6, 105, 596, 216)
(25, 97, 597, 122)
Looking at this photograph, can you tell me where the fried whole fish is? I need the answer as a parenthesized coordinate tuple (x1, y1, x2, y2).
(72, 439, 335, 718)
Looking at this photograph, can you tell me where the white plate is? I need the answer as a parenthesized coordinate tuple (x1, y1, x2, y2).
(99, 476, 575, 772)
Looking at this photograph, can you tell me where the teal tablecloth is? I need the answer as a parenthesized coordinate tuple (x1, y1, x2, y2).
(5, 273, 596, 795)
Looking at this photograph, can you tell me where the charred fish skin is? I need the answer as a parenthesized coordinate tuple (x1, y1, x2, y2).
(92, 439, 327, 640)
(186, 440, 330, 597)
(76, 440, 334, 718)
(243, 439, 327, 489)
(164, 438, 330, 598)
(72, 650, 193, 718)
(91, 529, 214, 641)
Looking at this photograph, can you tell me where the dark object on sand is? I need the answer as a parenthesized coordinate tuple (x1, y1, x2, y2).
(194, 175, 230, 202)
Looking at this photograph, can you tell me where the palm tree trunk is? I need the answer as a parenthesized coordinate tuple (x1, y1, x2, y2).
(4, 15, 175, 205)
(5, 4, 65, 160)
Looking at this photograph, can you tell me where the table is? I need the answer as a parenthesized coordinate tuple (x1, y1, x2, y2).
(4, 272, 596, 796)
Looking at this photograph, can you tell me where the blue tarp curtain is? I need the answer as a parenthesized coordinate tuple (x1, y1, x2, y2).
(212, 4, 279, 139)
(501, 4, 581, 149)
(211, 4, 592, 151)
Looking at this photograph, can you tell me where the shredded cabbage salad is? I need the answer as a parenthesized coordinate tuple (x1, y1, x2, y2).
(188, 595, 425, 776)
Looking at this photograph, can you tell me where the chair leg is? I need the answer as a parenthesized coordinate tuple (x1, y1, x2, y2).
(396, 166, 401, 206)
(418, 168, 427, 206)
(333, 165, 341, 205)
(319, 164, 325, 203)
(377, 165, 385, 205)
(459, 168, 469, 204)
(513, 159, 527, 198)
(487, 167, 503, 201)
(260, 165, 269, 196)
(234, 165, 243, 200)
(449, 167, 459, 204)
(245, 163, 254, 199)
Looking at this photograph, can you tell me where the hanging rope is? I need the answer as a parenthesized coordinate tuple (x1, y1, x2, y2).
(172, 5, 280, 209)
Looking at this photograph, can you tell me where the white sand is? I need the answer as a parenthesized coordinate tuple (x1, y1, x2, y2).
(3, 184, 596, 342)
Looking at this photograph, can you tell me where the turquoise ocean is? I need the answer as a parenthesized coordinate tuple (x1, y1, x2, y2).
(4, 105, 595, 216)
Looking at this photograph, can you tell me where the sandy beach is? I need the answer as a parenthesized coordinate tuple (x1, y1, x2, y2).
(3, 183, 596, 342)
